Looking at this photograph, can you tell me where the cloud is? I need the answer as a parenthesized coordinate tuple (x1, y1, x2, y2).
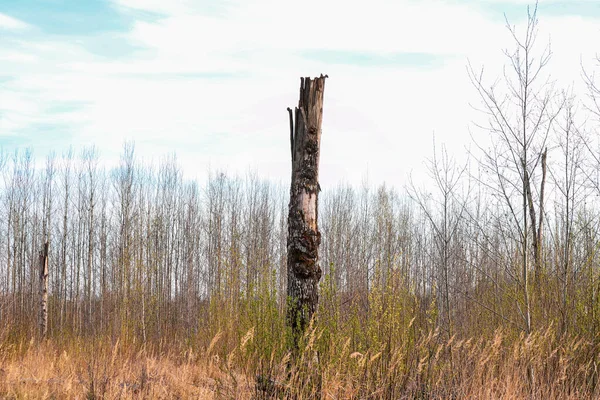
(110, 0, 231, 17)
(117, 0, 507, 56)
(0, 13, 30, 31)
(1, 1, 600, 189)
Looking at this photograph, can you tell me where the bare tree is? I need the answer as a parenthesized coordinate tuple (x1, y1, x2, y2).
(113, 142, 137, 337)
(39, 241, 49, 339)
(82, 146, 99, 332)
(38, 154, 55, 339)
(549, 95, 586, 334)
(58, 148, 73, 331)
(408, 137, 469, 338)
(468, 3, 561, 336)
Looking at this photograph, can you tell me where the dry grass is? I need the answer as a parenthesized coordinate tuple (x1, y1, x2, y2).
(0, 339, 251, 399)
(1, 326, 598, 399)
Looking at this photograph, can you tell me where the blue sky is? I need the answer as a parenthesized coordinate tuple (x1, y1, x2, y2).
(1, 0, 599, 186)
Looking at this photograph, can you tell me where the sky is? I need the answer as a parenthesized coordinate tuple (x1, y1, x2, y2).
(1, 0, 599, 188)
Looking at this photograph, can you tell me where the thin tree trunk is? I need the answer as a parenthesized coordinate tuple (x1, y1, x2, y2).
(537, 148, 547, 314)
(537, 148, 547, 264)
(286, 75, 327, 348)
(39, 241, 49, 339)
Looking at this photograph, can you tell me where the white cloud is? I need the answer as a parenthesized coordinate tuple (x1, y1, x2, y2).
(2, 1, 600, 189)
(0, 13, 30, 31)
(111, 0, 202, 16)
(119, 0, 507, 56)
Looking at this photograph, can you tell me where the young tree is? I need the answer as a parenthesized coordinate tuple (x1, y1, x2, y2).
(113, 142, 137, 337)
(468, 3, 561, 336)
(408, 138, 469, 338)
(39, 154, 55, 339)
(82, 146, 99, 332)
(549, 96, 586, 334)
(39, 241, 49, 339)
(58, 148, 73, 331)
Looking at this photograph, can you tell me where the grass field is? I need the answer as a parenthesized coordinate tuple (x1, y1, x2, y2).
(1, 325, 598, 399)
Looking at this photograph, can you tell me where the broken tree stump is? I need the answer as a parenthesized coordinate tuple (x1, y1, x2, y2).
(286, 75, 327, 349)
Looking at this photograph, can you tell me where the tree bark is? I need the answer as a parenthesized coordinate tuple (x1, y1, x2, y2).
(39, 241, 49, 339)
(286, 75, 327, 347)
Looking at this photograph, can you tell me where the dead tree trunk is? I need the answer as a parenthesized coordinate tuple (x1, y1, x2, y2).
(286, 75, 327, 347)
(39, 241, 49, 339)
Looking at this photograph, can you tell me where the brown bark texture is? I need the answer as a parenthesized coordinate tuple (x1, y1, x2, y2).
(286, 75, 327, 344)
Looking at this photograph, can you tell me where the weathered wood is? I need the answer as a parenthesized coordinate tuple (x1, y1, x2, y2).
(286, 75, 327, 346)
(39, 241, 49, 339)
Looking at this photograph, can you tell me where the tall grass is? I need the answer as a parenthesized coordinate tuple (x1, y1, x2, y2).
(1, 325, 598, 398)
(1, 269, 599, 398)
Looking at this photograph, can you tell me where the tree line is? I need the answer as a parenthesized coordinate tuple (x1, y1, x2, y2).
(2, 5, 600, 355)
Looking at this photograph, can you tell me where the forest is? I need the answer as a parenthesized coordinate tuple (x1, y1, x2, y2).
(2, 5, 600, 400)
